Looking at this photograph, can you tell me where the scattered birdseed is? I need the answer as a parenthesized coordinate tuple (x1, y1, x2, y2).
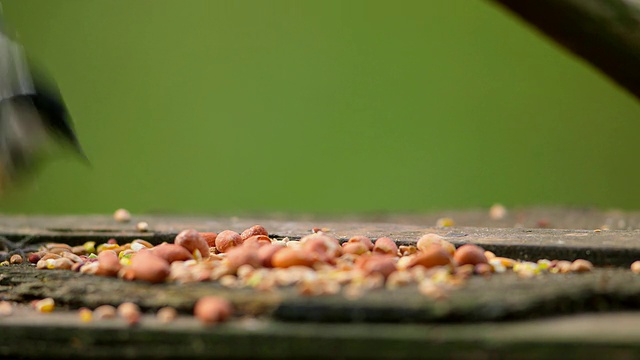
(114, 208, 132, 223)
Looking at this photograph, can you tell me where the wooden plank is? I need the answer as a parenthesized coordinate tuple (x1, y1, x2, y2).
(1, 212, 640, 265)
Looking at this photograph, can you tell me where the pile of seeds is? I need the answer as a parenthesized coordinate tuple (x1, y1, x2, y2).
(12, 219, 640, 325)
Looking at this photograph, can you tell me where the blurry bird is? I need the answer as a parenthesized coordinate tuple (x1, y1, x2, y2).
(0, 13, 85, 192)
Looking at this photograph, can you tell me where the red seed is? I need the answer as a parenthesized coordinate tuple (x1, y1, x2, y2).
(174, 229, 210, 258)
(199, 232, 218, 248)
(373, 237, 398, 256)
(151, 243, 194, 263)
(129, 252, 170, 283)
(408, 245, 453, 269)
(194, 296, 233, 324)
(240, 225, 269, 241)
(453, 244, 488, 266)
(215, 230, 243, 253)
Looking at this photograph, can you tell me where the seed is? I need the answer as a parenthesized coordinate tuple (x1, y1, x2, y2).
(136, 222, 149, 232)
(28, 253, 41, 263)
(386, 271, 413, 289)
(117, 302, 141, 325)
(156, 307, 177, 323)
(240, 225, 269, 241)
(271, 247, 315, 268)
(175, 229, 210, 259)
(62, 252, 83, 263)
(225, 246, 260, 273)
(71, 246, 87, 256)
(150, 243, 193, 263)
(114, 208, 132, 223)
(342, 241, 368, 255)
(215, 230, 243, 253)
(358, 255, 397, 279)
(570, 259, 593, 272)
(129, 251, 171, 283)
(372, 237, 398, 256)
(301, 233, 342, 259)
(200, 232, 218, 248)
(79, 307, 92, 322)
(484, 251, 496, 260)
(41, 253, 61, 261)
(96, 250, 121, 277)
(347, 236, 374, 251)
(242, 235, 271, 248)
(9, 254, 22, 264)
(435, 217, 455, 228)
(93, 305, 117, 320)
(474, 263, 493, 276)
(398, 245, 417, 256)
(194, 296, 233, 325)
(0, 301, 13, 316)
(257, 243, 285, 267)
(489, 203, 507, 220)
(416, 234, 455, 255)
(53, 257, 74, 270)
(35, 298, 55, 313)
(453, 244, 488, 266)
(408, 246, 453, 269)
(631, 261, 640, 274)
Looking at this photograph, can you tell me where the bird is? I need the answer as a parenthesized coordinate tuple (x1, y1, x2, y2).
(0, 17, 85, 192)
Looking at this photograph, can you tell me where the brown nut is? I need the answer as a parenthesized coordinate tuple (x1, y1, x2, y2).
(194, 296, 233, 325)
(215, 230, 243, 253)
(373, 237, 398, 256)
(96, 250, 122, 277)
(257, 243, 285, 268)
(117, 302, 140, 325)
(157, 306, 178, 323)
(41, 253, 61, 261)
(225, 246, 261, 273)
(342, 241, 368, 255)
(416, 234, 456, 256)
(359, 255, 397, 279)
(93, 305, 117, 320)
(151, 243, 194, 263)
(242, 235, 271, 248)
(631, 260, 640, 274)
(271, 247, 315, 268)
(570, 259, 593, 272)
(199, 232, 218, 248)
(114, 208, 132, 223)
(129, 252, 171, 283)
(28, 253, 41, 264)
(453, 244, 488, 266)
(347, 236, 374, 251)
(240, 225, 269, 241)
(408, 245, 453, 269)
(301, 234, 342, 262)
(9, 254, 23, 265)
(53, 257, 74, 270)
(174, 229, 210, 259)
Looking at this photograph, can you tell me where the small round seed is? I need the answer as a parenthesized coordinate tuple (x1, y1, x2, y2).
(631, 261, 640, 274)
(114, 208, 132, 223)
(9, 254, 22, 264)
(156, 307, 177, 323)
(570, 259, 593, 273)
(94, 305, 117, 320)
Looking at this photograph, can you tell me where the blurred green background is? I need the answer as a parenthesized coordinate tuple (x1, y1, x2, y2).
(1, 0, 639, 215)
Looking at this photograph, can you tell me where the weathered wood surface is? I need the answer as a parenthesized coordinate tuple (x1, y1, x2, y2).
(2, 210, 640, 358)
(2, 209, 640, 265)
(2, 265, 640, 323)
(489, 0, 640, 101)
(3, 308, 640, 359)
